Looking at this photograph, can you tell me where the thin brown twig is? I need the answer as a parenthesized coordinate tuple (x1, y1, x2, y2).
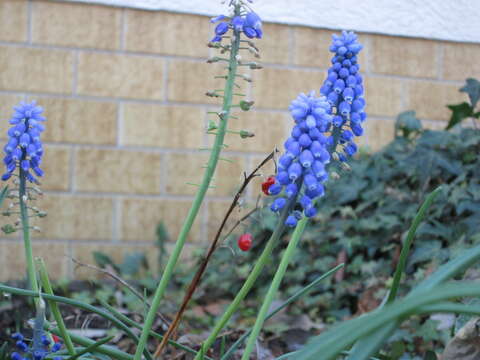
(70, 256, 171, 327)
(153, 151, 275, 358)
(220, 195, 261, 242)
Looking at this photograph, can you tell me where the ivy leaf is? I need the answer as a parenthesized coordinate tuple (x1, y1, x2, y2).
(120, 252, 148, 276)
(460, 78, 480, 108)
(93, 251, 119, 272)
(446, 102, 473, 130)
(395, 110, 422, 138)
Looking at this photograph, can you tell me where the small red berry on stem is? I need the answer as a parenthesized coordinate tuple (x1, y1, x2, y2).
(238, 233, 253, 251)
(261, 176, 275, 195)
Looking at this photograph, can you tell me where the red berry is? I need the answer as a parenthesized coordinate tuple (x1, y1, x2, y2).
(52, 335, 60, 343)
(238, 233, 253, 251)
(261, 176, 275, 195)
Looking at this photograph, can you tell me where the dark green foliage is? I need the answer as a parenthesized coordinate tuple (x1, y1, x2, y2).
(196, 110, 480, 356)
(202, 116, 480, 303)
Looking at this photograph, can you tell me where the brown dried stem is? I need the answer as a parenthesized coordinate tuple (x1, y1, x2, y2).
(153, 151, 275, 358)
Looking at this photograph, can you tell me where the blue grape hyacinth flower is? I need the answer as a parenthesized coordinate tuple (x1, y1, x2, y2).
(11, 332, 62, 360)
(268, 91, 332, 227)
(2, 101, 45, 183)
(320, 30, 366, 159)
(210, 6, 262, 42)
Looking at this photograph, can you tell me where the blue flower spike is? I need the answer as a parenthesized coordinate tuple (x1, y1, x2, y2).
(209, 1, 263, 43)
(1, 100, 47, 234)
(265, 31, 365, 226)
(2, 101, 46, 184)
(320, 30, 366, 160)
(268, 92, 333, 226)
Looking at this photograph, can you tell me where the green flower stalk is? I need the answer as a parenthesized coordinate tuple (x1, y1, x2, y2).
(194, 199, 296, 359)
(241, 217, 308, 360)
(134, 1, 264, 359)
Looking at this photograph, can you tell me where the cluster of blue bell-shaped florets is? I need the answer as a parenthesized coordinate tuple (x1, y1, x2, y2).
(320, 30, 366, 160)
(2, 101, 45, 184)
(268, 92, 333, 227)
(210, 8, 262, 42)
(11, 332, 62, 360)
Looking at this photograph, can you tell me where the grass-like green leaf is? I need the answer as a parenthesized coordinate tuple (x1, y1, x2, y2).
(387, 187, 442, 303)
(346, 187, 441, 360)
(66, 336, 114, 360)
(296, 244, 480, 360)
(99, 299, 214, 360)
(221, 264, 344, 360)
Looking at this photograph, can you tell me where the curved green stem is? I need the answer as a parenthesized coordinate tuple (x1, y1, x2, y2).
(99, 300, 214, 360)
(133, 9, 243, 360)
(47, 326, 132, 360)
(19, 167, 38, 299)
(37, 258, 75, 355)
(0, 284, 151, 360)
(241, 216, 308, 360)
(194, 199, 295, 359)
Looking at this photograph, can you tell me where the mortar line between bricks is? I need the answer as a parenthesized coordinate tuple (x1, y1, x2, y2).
(112, 198, 121, 242)
(437, 43, 445, 80)
(72, 51, 79, 95)
(158, 153, 167, 194)
(27, 0, 33, 44)
(68, 144, 76, 192)
(364, 35, 372, 74)
(400, 79, 408, 110)
(117, 101, 123, 146)
(288, 26, 295, 65)
(120, 7, 127, 50)
(163, 58, 169, 102)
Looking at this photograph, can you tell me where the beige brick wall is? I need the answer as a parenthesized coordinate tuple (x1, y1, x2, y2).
(0, 0, 476, 280)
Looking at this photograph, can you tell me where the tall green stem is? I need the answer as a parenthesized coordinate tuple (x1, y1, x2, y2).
(194, 200, 294, 359)
(241, 216, 308, 360)
(19, 167, 38, 298)
(133, 10, 242, 360)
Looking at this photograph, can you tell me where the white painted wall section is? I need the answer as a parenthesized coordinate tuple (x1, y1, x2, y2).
(63, 0, 480, 43)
